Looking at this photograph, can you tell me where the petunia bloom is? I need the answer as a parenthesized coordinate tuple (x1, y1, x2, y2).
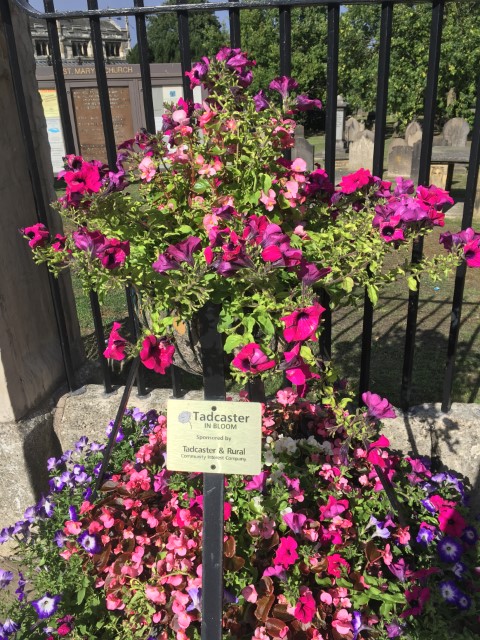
(294, 587, 316, 623)
(362, 391, 396, 420)
(269, 76, 299, 99)
(78, 531, 102, 554)
(140, 336, 175, 374)
(21, 223, 49, 249)
(31, 593, 61, 619)
(103, 322, 127, 361)
(99, 238, 130, 269)
(273, 536, 298, 568)
(281, 302, 325, 343)
(232, 343, 275, 374)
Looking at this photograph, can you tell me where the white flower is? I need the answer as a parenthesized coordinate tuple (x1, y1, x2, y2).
(274, 437, 297, 455)
(264, 450, 275, 466)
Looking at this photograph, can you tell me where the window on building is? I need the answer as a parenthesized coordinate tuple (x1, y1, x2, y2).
(72, 41, 88, 57)
(35, 40, 50, 56)
(104, 42, 120, 58)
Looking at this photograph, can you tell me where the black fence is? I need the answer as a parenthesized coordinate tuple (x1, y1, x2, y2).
(3, 0, 480, 413)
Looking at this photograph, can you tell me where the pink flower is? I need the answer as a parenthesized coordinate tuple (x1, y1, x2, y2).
(362, 391, 396, 420)
(103, 322, 127, 361)
(145, 585, 166, 604)
(242, 584, 258, 603)
(245, 472, 268, 491)
(72, 228, 106, 258)
(463, 240, 480, 267)
(138, 156, 156, 182)
(140, 336, 175, 374)
(273, 536, 298, 568)
(276, 387, 298, 406)
(99, 238, 130, 269)
(339, 168, 374, 194)
(326, 553, 350, 578)
(260, 189, 276, 211)
(282, 511, 307, 534)
(281, 302, 325, 343)
(332, 608, 352, 635)
(106, 592, 125, 610)
(294, 587, 316, 624)
(21, 223, 49, 249)
(231, 343, 275, 374)
(400, 586, 430, 618)
(319, 496, 349, 520)
(438, 507, 467, 537)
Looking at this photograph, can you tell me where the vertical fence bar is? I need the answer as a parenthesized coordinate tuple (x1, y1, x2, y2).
(1, 0, 76, 392)
(228, 0, 241, 48)
(43, 0, 75, 152)
(133, 0, 155, 133)
(198, 303, 226, 640)
(177, 0, 193, 102)
(86, 0, 117, 168)
(441, 76, 480, 412)
(400, 0, 444, 409)
(320, 3, 340, 360)
(358, 1, 393, 400)
(279, 3, 292, 161)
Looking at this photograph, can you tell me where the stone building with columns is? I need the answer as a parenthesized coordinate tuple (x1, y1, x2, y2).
(29, 15, 130, 64)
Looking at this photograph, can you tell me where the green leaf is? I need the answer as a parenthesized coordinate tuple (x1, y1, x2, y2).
(407, 275, 418, 291)
(366, 284, 378, 305)
(77, 587, 86, 605)
(342, 276, 354, 293)
(224, 334, 246, 353)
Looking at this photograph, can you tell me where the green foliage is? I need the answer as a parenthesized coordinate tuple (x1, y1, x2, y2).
(128, 0, 227, 64)
(338, 2, 480, 129)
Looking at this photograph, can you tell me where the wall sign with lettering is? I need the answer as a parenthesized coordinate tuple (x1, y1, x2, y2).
(166, 400, 262, 475)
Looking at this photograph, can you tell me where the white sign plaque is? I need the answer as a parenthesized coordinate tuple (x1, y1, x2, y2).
(167, 399, 262, 475)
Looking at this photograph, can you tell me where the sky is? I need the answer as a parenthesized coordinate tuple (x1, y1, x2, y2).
(28, 0, 229, 48)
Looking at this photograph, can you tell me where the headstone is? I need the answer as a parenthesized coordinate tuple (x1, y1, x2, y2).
(432, 134, 447, 146)
(336, 95, 347, 151)
(389, 138, 407, 149)
(348, 132, 374, 172)
(292, 125, 314, 171)
(405, 121, 422, 147)
(344, 116, 364, 146)
(387, 145, 413, 178)
(362, 129, 375, 141)
(410, 139, 422, 183)
(443, 117, 469, 147)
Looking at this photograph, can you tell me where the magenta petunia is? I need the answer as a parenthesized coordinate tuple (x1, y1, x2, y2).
(99, 238, 130, 269)
(231, 343, 275, 374)
(294, 587, 316, 623)
(253, 90, 270, 112)
(339, 168, 374, 194)
(362, 391, 396, 420)
(281, 302, 325, 343)
(400, 586, 430, 618)
(139, 336, 175, 374)
(463, 240, 480, 267)
(296, 94, 322, 111)
(282, 511, 307, 534)
(72, 228, 106, 258)
(438, 507, 467, 537)
(103, 322, 127, 361)
(273, 535, 298, 568)
(269, 76, 299, 99)
(21, 223, 49, 249)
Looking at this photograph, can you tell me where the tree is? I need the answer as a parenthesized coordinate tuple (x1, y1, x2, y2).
(127, 0, 227, 64)
(338, 2, 480, 129)
(240, 6, 327, 132)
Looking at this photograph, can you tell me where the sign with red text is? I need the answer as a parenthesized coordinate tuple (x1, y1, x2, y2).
(166, 399, 262, 475)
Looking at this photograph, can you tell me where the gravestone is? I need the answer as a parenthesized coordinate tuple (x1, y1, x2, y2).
(443, 117, 469, 147)
(433, 134, 447, 146)
(387, 144, 413, 178)
(405, 121, 422, 147)
(344, 116, 364, 147)
(348, 132, 374, 172)
(292, 125, 314, 171)
(410, 139, 422, 184)
(390, 138, 407, 150)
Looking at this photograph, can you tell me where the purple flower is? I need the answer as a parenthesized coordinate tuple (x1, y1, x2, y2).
(90, 442, 104, 452)
(72, 228, 106, 258)
(393, 177, 415, 196)
(367, 516, 391, 539)
(0, 529, 10, 544)
(69, 506, 79, 522)
(282, 512, 307, 534)
(253, 90, 270, 112)
(74, 436, 88, 452)
(296, 94, 322, 111)
(49, 476, 66, 492)
(439, 579, 461, 603)
(46, 457, 58, 471)
(245, 472, 268, 492)
(99, 238, 130, 270)
(23, 506, 36, 523)
(461, 525, 478, 545)
(83, 487, 93, 501)
(185, 57, 209, 88)
(2, 619, 18, 634)
(437, 536, 463, 563)
(421, 497, 436, 513)
(54, 530, 66, 548)
(269, 76, 299, 99)
(457, 593, 472, 610)
(362, 391, 396, 420)
(352, 611, 369, 640)
(78, 531, 102, 554)
(187, 587, 201, 612)
(132, 408, 146, 423)
(35, 497, 54, 519)
(0, 570, 13, 589)
(153, 237, 202, 273)
(387, 558, 408, 582)
(106, 421, 124, 443)
(31, 593, 61, 619)
(297, 261, 331, 286)
(15, 573, 26, 604)
(385, 621, 404, 638)
(416, 525, 435, 545)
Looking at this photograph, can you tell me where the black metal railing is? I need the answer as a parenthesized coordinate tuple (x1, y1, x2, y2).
(4, 0, 480, 411)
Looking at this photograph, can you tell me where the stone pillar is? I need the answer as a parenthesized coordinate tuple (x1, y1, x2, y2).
(0, 0, 83, 423)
